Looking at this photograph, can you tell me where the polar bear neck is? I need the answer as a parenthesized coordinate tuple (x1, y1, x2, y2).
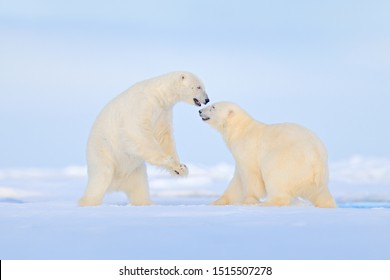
(153, 87, 179, 109)
(222, 113, 265, 147)
(139, 77, 180, 109)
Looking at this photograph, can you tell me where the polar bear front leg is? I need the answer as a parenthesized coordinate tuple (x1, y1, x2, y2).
(154, 110, 180, 161)
(135, 142, 188, 176)
(212, 168, 243, 205)
(132, 118, 188, 176)
(236, 163, 266, 205)
(153, 112, 188, 176)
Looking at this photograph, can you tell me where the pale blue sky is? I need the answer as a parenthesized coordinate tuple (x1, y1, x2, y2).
(1, 0, 390, 167)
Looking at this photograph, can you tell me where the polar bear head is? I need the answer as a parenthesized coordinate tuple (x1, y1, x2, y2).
(199, 102, 245, 131)
(174, 72, 209, 107)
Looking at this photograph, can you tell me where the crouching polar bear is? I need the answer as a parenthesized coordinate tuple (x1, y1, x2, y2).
(79, 71, 209, 206)
(199, 102, 336, 208)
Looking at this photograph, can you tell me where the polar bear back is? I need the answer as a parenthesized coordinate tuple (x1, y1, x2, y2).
(261, 122, 327, 164)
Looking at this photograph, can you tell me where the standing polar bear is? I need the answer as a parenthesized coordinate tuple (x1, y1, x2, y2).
(80, 71, 209, 206)
(199, 102, 336, 208)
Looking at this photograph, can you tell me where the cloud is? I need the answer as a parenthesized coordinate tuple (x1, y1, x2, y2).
(1, 156, 390, 185)
(0, 166, 87, 181)
(330, 155, 390, 184)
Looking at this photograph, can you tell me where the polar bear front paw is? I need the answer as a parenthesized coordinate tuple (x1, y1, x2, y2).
(242, 196, 261, 205)
(211, 197, 229, 205)
(172, 163, 188, 176)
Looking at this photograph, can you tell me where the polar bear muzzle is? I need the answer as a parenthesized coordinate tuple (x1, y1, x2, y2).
(193, 97, 210, 107)
(198, 109, 210, 121)
(193, 98, 202, 106)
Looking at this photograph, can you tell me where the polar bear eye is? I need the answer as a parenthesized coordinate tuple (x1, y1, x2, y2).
(197, 86, 201, 89)
(212, 106, 215, 109)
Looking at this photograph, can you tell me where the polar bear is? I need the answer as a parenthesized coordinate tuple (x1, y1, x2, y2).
(79, 71, 209, 206)
(199, 102, 336, 208)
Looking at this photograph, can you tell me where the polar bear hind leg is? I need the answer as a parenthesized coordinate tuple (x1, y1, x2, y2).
(310, 187, 337, 208)
(119, 163, 153, 206)
(259, 175, 293, 206)
(79, 163, 114, 206)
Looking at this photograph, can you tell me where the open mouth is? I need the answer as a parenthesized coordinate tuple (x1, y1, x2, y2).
(193, 98, 202, 107)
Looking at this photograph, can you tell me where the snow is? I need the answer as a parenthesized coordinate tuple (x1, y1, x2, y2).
(1, 157, 390, 260)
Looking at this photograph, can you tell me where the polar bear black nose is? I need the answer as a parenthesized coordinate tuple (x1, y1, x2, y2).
(205, 98, 210, 104)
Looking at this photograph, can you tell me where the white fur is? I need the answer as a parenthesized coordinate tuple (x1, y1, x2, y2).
(80, 71, 209, 206)
(199, 102, 336, 208)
